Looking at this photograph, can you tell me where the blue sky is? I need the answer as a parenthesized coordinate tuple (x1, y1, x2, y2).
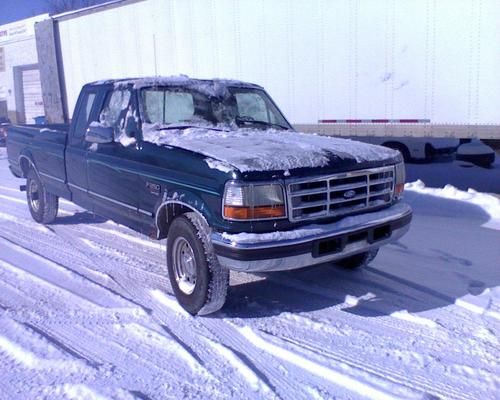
(0, 0, 51, 25)
(0, 0, 110, 25)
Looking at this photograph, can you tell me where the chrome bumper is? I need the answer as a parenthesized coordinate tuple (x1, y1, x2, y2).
(212, 202, 412, 272)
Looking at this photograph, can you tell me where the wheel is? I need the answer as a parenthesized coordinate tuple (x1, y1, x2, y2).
(166, 212, 229, 316)
(26, 169, 59, 224)
(335, 249, 379, 270)
(383, 142, 411, 162)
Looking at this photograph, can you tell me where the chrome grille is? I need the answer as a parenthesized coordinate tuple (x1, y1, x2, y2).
(287, 166, 395, 222)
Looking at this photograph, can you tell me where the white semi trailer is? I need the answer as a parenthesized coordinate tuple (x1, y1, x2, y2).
(41, 0, 500, 150)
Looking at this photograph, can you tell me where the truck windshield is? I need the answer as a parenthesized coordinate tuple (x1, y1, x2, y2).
(140, 87, 291, 131)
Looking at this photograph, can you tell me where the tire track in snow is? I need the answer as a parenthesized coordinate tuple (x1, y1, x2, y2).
(0, 318, 97, 383)
(202, 337, 276, 397)
(0, 193, 25, 204)
(267, 269, 489, 343)
(230, 297, 491, 399)
(263, 328, 473, 400)
(31, 320, 227, 399)
(76, 234, 166, 279)
(0, 238, 132, 309)
(235, 325, 412, 400)
(197, 317, 323, 400)
(262, 273, 448, 343)
(0, 211, 272, 398)
(123, 289, 281, 399)
(0, 210, 53, 233)
(0, 214, 458, 400)
(0, 229, 151, 311)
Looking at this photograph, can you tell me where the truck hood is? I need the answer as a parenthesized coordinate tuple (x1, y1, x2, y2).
(143, 126, 400, 174)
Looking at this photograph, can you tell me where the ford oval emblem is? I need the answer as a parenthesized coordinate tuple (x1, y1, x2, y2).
(343, 189, 356, 199)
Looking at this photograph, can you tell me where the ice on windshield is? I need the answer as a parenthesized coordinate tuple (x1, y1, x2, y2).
(140, 86, 290, 130)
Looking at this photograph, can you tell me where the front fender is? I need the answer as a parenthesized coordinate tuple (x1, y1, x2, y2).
(155, 190, 215, 239)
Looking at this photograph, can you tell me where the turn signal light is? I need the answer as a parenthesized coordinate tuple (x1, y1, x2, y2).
(224, 205, 286, 220)
(395, 183, 404, 197)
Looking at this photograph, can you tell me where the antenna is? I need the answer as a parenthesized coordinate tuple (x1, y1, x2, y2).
(153, 34, 158, 77)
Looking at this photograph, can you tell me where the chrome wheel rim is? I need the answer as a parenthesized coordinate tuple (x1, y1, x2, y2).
(172, 237, 197, 295)
(29, 180, 40, 212)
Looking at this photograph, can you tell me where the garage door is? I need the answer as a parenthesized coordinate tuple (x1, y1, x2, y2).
(22, 68, 44, 124)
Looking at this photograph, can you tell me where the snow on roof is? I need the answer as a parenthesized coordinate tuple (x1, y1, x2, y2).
(88, 75, 262, 92)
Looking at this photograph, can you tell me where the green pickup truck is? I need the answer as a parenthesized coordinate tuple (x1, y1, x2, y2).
(6, 76, 411, 315)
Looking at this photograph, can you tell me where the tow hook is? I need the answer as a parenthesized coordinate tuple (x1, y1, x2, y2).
(20, 185, 26, 192)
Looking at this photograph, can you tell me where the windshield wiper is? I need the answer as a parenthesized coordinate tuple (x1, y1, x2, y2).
(235, 116, 289, 130)
(154, 124, 226, 132)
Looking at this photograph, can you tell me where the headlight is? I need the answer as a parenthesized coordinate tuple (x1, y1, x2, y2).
(394, 162, 406, 199)
(223, 181, 286, 220)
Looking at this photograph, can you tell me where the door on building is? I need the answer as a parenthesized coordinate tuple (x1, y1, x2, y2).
(21, 68, 44, 124)
(13, 64, 45, 124)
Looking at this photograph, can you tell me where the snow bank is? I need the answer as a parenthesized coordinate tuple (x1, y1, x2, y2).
(405, 180, 500, 230)
(143, 127, 398, 172)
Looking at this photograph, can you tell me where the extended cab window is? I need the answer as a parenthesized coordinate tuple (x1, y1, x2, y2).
(74, 91, 97, 137)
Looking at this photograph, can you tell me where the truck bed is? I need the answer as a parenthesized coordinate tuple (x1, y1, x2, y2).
(6, 123, 70, 197)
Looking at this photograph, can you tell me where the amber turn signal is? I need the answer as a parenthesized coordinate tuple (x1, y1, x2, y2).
(224, 205, 286, 220)
(395, 183, 404, 197)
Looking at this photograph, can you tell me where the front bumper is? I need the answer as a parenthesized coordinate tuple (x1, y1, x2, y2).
(212, 202, 412, 272)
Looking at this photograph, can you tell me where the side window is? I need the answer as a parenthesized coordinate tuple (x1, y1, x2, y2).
(234, 92, 269, 122)
(99, 89, 132, 131)
(74, 92, 97, 137)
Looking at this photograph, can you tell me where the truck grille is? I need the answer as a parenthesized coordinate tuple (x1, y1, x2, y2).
(287, 166, 395, 222)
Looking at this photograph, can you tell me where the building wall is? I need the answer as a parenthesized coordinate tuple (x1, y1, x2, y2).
(0, 15, 48, 123)
(55, 0, 500, 126)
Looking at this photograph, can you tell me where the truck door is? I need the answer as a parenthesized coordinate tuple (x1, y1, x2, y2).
(66, 87, 101, 211)
(86, 87, 142, 227)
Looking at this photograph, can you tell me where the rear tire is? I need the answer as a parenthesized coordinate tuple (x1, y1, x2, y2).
(166, 212, 229, 316)
(26, 169, 59, 224)
(335, 249, 379, 270)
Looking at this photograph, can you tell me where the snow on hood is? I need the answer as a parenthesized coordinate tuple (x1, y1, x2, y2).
(143, 126, 399, 173)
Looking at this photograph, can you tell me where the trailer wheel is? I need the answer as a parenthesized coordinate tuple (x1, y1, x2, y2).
(26, 169, 59, 224)
(166, 212, 229, 315)
(335, 249, 379, 270)
(383, 142, 411, 162)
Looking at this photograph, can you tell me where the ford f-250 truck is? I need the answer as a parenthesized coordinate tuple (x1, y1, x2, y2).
(6, 76, 412, 315)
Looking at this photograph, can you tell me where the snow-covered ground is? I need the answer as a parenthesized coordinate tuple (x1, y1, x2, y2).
(0, 147, 498, 400)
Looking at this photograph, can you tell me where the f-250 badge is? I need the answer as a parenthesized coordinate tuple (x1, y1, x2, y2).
(146, 182, 161, 196)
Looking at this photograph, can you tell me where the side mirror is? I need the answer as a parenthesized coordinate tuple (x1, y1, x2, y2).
(85, 124, 114, 144)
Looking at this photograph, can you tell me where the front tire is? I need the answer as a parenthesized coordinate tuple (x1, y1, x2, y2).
(26, 169, 59, 224)
(166, 212, 229, 316)
(335, 249, 379, 270)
